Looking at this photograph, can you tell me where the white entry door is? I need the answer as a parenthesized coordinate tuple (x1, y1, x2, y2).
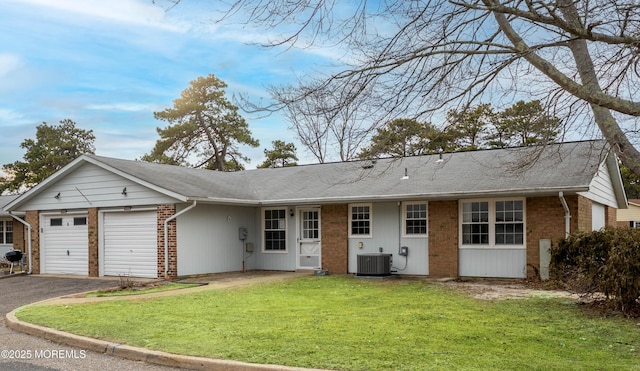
(297, 207, 321, 269)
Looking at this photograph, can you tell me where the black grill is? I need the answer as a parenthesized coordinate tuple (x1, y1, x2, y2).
(5, 250, 23, 263)
(4, 250, 24, 274)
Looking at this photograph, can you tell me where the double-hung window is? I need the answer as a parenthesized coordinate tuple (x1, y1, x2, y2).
(461, 199, 524, 247)
(461, 201, 489, 244)
(263, 208, 287, 252)
(403, 202, 428, 237)
(349, 203, 372, 237)
(494, 200, 524, 245)
(0, 220, 12, 244)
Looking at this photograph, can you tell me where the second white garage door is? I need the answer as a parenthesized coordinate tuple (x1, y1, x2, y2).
(103, 211, 158, 278)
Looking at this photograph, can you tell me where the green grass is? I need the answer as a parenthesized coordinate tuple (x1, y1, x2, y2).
(16, 276, 640, 370)
(84, 282, 199, 297)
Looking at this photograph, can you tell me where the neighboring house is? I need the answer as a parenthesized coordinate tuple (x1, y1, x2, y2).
(616, 199, 640, 228)
(3, 140, 627, 280)
(0, 195, 25, 258)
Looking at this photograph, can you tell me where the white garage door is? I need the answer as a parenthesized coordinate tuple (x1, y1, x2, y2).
(103, 211, 158, 278)
(42, 214, 88, 275)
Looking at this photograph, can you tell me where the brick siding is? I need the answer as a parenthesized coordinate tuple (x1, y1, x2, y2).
(525, 196, 577, 278)
(321, 204, 348, 273)
(88, 208, 99, 277)
(428, 200, 458, 278)
(12, 219, 25, 253)
(157, 204, 177, 279)
(605, 206, 617, 227)
(25, 210, 39, 274)
(577, 195, 592, 232)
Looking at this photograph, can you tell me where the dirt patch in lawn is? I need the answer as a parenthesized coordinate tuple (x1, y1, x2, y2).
(40, 272, 580, 306)
(42, 271, 308, 305)
(436, 278, 579, 301)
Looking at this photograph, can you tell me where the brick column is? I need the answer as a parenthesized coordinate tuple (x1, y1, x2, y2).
(526, 196, 571, 279)
(577, 195, 592, 232)
(321, 204, 348, 273)
(12, 219, 25, 253)
(605, 206, 617, 227)
(25, 210, 40, 274)
(428, 200, 458, 278)
(88, 208, 99, 277)
(157, 205, 177, 279)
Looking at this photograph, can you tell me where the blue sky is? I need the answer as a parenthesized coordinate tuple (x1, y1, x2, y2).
(0, 0, 337, 168)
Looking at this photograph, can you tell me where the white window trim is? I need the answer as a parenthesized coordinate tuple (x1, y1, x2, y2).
(349, 203, 373, 238)
(402, 201, 428, 238)
(261, 207, 288, 253)
(459, 198, 526, 249)
(0, 219, 12, 245)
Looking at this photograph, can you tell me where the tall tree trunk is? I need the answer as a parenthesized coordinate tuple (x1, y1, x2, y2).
(484, 0, 640, 177)
(557, 0, 640, 177)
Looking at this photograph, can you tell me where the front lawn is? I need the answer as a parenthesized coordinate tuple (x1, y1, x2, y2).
(16, 276, 640, 370)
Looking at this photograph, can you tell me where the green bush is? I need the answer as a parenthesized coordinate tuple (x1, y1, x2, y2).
(550, 227, 640, 314)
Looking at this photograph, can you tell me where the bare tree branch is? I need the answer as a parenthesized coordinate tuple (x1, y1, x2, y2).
(166, 0, 640, 175)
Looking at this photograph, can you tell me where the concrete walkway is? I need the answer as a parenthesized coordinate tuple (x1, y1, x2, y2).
(5, 272, 324, 371)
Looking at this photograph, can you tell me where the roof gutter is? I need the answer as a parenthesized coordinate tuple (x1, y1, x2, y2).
(8, 212, 32, 274)
(558, 192, 571, 237)
(163, 200, 197, 278)
(256, 186, 591, 206)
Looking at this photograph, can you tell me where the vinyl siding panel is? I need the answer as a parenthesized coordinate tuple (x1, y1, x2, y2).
(459, 248, 526, 278)
(253, 207, 297, 271)
(18, 163, 178, 211)
(616, 203, 640, 222)
(348, 202, 428, 275)
(176, 204, 258, 276)
(579, 162, 618, 208)
(592, 202, 606, 230)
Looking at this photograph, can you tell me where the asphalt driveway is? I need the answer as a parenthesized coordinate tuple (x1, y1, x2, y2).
(0, 274, 181, 371)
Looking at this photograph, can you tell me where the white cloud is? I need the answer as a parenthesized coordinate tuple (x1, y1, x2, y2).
(0, 54, 22, 78)
(0, 108, 26, 124)
(12, 0, 186, 32)
(86, 103, 155, 112)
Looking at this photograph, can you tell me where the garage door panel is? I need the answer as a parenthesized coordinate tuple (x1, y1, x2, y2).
(103, 211, 158, 278)
(42, 215, 88, 275)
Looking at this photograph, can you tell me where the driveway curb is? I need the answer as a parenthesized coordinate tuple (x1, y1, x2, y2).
(5, 309, 324, 371)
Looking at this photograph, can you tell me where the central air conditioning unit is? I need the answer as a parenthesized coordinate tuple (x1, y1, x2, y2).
(357, 253, 392, 276)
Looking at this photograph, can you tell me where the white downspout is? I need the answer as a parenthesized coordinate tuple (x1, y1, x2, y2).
(558, 192, 571, 237)
(8, 212, 32, 274)
(164, 200, 197, 278)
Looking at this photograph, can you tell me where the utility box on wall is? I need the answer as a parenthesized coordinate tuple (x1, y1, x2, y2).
(539, 239, 551, 280)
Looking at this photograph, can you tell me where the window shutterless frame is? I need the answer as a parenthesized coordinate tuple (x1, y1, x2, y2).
(348, 203, 372, 238)
(402, 201, 428, 237)
(0, 220, 12, 244)
(459, 198, 526, 249)
(262, 208, 288, 253)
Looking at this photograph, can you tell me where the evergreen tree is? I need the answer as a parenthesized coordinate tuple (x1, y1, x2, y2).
(0, 119, 95, 193)
(143, 74, 259, 171)
(257, 140, 299, 168)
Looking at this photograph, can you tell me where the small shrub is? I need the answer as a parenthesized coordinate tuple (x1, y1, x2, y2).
(118, 274, 136, 290)
(550, 227, 640, 315)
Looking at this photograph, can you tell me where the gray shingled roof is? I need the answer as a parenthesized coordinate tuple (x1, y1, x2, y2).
(0, 195, 21, 216)
(84, 140, 608, 205)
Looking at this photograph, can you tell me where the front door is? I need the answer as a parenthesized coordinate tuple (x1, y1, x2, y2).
(297, 207, 321, 269)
